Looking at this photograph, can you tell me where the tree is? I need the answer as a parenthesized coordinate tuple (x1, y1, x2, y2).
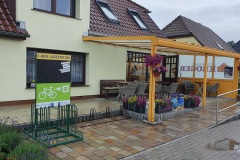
(227, 41, 236, 46)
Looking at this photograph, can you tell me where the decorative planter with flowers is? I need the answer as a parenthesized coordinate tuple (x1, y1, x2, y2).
(170, 93, 179, 110)
(155, 99, 172, 113)
(183, 94, 201, 108)
(123, 97, 128, 110)
(145, 54, 167, 77)
(177, 93, 184, 110)
(136, 97, 147, 113)
(128, 96, 137, 111)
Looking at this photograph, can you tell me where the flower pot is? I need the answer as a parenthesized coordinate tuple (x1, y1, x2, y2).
(123, 102, 128, 110)
(184, 100, 191, 108)
(136, 105, 146, 113)
(128, 103, 136, 111)
(170, 97, 178, 109)
(153, 71, 161, 77)
(155, 103, 165, 114)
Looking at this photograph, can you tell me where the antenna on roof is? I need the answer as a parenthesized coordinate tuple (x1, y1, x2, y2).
(216, 42, 224, 50)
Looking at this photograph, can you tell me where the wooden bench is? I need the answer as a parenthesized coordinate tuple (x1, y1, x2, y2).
(100, 80, 124, 99)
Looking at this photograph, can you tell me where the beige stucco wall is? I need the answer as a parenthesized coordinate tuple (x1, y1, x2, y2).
(173, 37, 202, 46)
(0, 0, 155, 102)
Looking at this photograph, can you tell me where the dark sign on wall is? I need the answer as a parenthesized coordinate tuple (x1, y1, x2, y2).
(36, 53, 71, 108)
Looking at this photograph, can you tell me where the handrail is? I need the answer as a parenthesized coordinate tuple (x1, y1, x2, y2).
(216, 89, 240, 126)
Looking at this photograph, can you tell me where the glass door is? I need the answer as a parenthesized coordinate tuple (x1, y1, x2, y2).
(162, 55, 179, 83)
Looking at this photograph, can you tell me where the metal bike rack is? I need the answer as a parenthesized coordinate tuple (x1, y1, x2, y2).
(24, 104, 83, 148)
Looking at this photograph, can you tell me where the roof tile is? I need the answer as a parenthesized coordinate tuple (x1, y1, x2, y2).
(0, 0, 29, 36)
(89, 0, 166, 38)
(233, 41, 240, 53)
(163, 15, 235, 52)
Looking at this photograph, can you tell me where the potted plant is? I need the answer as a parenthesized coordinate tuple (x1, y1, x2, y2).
(155, 99, 165, 113)
(170, 93, 178, 110)
(145, 54, 167, 77)
(128, 96, 137, 111)
(184, 94, 201, 108)
(136, 97, 147, 113)
(122, 96, 128, 110)
(153, 66, 167, 76)
(183, 95, 191, 108)
(177, 93, 184, 110)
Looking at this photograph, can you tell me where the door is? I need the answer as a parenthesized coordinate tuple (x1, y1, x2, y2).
(162, 55, 179, 84)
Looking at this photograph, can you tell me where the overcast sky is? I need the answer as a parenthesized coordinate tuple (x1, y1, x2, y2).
(132, 0, 240, 43)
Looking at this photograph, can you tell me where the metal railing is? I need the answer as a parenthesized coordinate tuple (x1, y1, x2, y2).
(216, 89, 240, 126)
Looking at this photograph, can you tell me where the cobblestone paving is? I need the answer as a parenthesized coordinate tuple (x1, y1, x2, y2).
(48, 98, 240, 159)
(1, 97, 240, 159)
(123, 119, 240, 160)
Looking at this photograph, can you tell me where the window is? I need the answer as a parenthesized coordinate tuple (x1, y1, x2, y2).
(26, 49, 85, 88)
(96, 0, 119, 23)
(33, 0, 75, 17)
(128, 9, 148, 30)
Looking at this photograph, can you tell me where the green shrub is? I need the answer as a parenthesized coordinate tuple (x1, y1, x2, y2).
(0, 131, 22, 154)
(8, 141, 48, 160)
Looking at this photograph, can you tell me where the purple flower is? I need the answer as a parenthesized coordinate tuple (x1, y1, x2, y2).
(136, 97, 147, 107)
(145, 54, 164, 67)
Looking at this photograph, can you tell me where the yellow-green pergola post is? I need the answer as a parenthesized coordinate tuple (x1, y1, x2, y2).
(202, 54, 208, 107)
(148, 38, 157, 123)
(234, 58, 240, 98)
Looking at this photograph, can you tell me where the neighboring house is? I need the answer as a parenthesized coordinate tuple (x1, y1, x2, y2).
(233, 40, 240, 53)
(0, 0, 166, 105)
(162, 15, 237, 95)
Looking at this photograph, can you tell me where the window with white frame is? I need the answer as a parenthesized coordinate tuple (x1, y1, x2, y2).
(26, 49, 85, 88)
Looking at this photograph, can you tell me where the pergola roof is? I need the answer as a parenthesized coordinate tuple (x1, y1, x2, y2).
(83, 36, 240, 58)
(83, 35, 240, 123)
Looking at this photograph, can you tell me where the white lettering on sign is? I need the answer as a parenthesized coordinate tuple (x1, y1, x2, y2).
(59, 62, 70, 73)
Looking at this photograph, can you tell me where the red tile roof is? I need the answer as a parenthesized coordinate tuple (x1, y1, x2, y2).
(89, 0, 166, 38)
(0, 0, 29, 38)
(162, 15, 235, 52)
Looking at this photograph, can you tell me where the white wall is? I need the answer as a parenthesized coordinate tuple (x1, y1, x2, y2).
(0, 0, 155, 102)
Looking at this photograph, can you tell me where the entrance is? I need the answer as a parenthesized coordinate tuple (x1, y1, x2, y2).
(127, 51, 149, 81)
(162, 55, 179, 83)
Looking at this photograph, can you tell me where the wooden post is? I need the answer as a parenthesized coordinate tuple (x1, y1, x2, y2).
(202, 54, 208, 107)
(233, 58, 239, 98)
(148, 38, 157, 123)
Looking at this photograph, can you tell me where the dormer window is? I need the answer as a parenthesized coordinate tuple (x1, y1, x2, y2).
(128, 9, 148, 30)
(96, 0, 119, 23)
(33, 0, 75, 17)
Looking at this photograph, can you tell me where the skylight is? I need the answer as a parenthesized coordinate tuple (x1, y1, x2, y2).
(128, 9, 148, 30)
(96, 0, 119, 23)
(216, 42, 224, 50)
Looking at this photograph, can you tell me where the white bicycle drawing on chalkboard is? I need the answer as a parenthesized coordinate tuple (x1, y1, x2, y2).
(39, 87, 57, 100)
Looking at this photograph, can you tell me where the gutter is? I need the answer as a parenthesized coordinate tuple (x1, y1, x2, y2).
(0, 31, 30, 39)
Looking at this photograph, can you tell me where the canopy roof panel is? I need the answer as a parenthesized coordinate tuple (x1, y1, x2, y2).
(83, 36, 240, 58)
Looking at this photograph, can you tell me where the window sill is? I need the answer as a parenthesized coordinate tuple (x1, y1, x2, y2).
(26, 84, 89, 89)
(31, 9, 81, 20)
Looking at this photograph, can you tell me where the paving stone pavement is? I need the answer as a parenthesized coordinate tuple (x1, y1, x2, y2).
(1, 97, 240, 159)
(122, 119, 240, 160)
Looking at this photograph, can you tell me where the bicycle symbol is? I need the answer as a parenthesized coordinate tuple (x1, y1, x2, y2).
(39, 87, 57, 100)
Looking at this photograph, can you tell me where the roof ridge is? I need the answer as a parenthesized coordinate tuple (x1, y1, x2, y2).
(233, 40, 240, 47)
(162, 16, 180, 31)
(178, 15, 193, 34)
(128, 0, 150, 13)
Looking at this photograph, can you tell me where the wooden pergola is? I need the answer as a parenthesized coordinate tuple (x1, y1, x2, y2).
(83, 36, 240, 123)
